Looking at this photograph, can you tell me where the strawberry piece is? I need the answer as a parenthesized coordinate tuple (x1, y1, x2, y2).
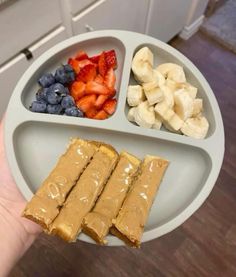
(95, 94, 109, 109)
(93, 110, 109, 120)
(75, 51, 88, 61)
(105, 50, 117, 69)
(70, 81, 85, 100)
(98, 52, 107, 77)
(76, 94, 96, 112)
(104, 68, 116, 90)
(85, 81, 110, 95)
(68, 58, 80, 74)
(108, 89, 116, 98)
(94, 74, 104, 84)
(85, 106, 98, 118)
(103, 98, 117, 115)
(78, 59, 94, 69)
(89, 54, 101, 64)
(77, 64, 97, 83)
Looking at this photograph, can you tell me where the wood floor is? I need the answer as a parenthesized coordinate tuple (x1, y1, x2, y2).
(10, 32, 236, 277)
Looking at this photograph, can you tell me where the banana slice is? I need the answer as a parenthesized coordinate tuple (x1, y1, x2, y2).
(161, 85, 174, 109)
(132, 47, 154, 83)
(165, 78, 178, 93)
(152, 114, 162, 130)
(192, 98, 203, 117)
(174, 89, 194, 121)
(156, 63, 186, 83)
(181, 116, 209, 139)
(127, 107, 136, 122)
(155, 101, 175, 122)
(163, 113, 183, 133)
(142, 70, 165, 91)
(127, 85, 145, 107)
(134, 101, 155, 128)
(144, 87, 164, 105)
(180, 83, 198, 99)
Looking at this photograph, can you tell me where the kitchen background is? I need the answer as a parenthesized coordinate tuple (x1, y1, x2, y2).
(1, 0, 236, 276)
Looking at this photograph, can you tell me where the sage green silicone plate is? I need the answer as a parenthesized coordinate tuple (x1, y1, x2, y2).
(4, 30, 224, 246)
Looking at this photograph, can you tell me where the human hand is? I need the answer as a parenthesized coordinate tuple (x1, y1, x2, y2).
(0, 117, 42, 276)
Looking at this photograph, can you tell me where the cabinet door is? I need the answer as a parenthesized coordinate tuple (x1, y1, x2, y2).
(72, 0, 150, 34)
(0, 0, 63, 65)
(146, 0, 192, 42)
(68, 0, 97, 15)
(0, 27, 67, 118)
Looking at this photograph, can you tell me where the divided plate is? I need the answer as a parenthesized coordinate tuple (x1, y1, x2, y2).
(4, 30, 225, 246)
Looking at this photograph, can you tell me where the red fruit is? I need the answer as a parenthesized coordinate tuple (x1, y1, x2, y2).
(105, 50, 117, 69)
(76, 94, 96, 112)
(103, 98, 117, 115)
(95, 94, 109, 109)
(98, 52, 107, 77)
(94, 74, 104, 84)
(77, 64, 97, 83)
(108, 89, 116, 98)
(68, 58, 80, 74)
(75, 51, 88, 61)
(70, 81, 85, 100)
(104, 68, 116, 90)
(85, 81, 110, 95)
(85, 106, 98, 118)
(89, 54, 101, 64)
(78, 59, 94, 68)
(93, 110, 109, 120)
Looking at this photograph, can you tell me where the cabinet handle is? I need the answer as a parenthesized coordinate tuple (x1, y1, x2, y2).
(21, 48, 33, 60)
(85, 24, 94, 32)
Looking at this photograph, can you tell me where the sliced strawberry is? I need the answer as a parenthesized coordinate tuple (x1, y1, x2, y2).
(105, 50, 117, 69)
(70, 81, 85, 100)
(76, 94, 96, 112)
(108, 89, 116, 98)
(68, 58, 80, 74)
(89, 54, 101, 64)
(93, 110, 109, 120)
(85, 106, 98, 119)
(77, 64, 97, 83)
(104, 68, 116, 90)
(78, 59, 94, 69)
(85, 81, 110, 95)
(98, 52, 107, 77)
(75, 51, 88, 61)
(95, 94, 109, 109)
(103, 98, 117, 115)
(94, 74, 104, 84)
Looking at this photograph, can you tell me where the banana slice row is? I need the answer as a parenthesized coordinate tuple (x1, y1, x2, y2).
(127, 47, 209, 139)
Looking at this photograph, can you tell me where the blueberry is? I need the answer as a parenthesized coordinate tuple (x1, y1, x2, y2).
(54, 65, 75, 85)
(47, 104, 64, 115)
(65, 106, 84, 117)
(36, 88, 48, 102)
(30, 101, 47, 113)
(46, 90, 62, 105)
(38, 73, 55, 88)
(48, 83, 68, 96)
(61, 95, 75, 109)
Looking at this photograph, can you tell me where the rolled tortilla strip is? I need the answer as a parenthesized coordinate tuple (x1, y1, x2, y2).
(50, 144, 118, 242)
(82, 151, 141, 244)
(111, 155, 169, 247)
(23, 139, 98, 229)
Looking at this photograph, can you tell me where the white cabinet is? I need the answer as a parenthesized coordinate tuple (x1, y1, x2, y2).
(146, 0, 193, 42)
(71, 0, 150, 35)
(0, 0, 64, 65)
(0, 27, 67, 117)
(67, 0, 97, 15)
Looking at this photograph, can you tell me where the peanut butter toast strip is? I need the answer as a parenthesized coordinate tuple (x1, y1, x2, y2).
(82, 151, 141, 244)
(23, 139, 98, 229)
(111, 155, 169, 247)
(50, 144, 118, 242)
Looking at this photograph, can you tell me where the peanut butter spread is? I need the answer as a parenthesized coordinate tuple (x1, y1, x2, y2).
(50, 145, 118, 242)
(82, 151, 140, 244)
(23, 139, 97, 228)
(112, 155, 169, 247)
